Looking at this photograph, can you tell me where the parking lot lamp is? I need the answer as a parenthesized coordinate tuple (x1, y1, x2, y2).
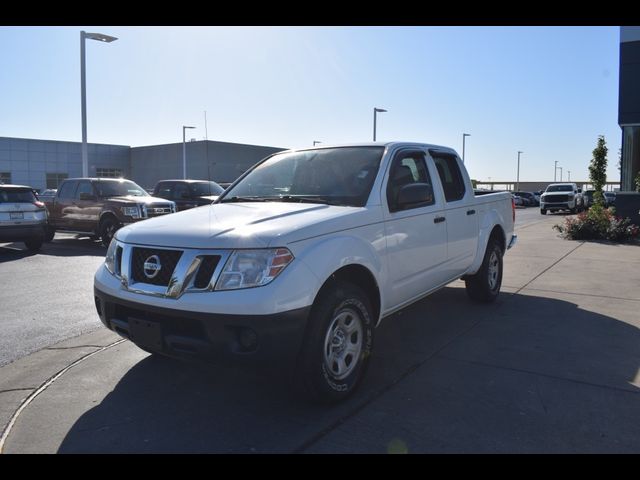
(313, 141, 322, 146)
(558, 166, 563, 182)
(182, 126, 196, 179)
(462, 133, 470, 163)
(373, 108, 387, 141)
(81, 31, 118, 178)
(554, 161, 558, 181)
(516, 151, 523, 192)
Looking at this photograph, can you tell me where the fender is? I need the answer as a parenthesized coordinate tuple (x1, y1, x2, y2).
(293, 233, 385, 313)
(464, 207, 507, 276)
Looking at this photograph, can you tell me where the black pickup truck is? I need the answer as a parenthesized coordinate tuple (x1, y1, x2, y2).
(43, 178, 176, 246)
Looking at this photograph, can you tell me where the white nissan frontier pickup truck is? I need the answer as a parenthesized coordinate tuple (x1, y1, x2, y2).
(94, 142, 517, 403)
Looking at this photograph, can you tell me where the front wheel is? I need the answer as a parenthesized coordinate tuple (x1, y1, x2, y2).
(465, 240, 503, 303)
(294, 282, 374, 403)
(99, 217, 120, 247)
(24, 237, 44, 251)
(540, 209, 546, 215)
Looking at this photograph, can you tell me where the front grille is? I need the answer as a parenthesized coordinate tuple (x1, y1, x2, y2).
(193, 255, 221, 289)
(145, 203, 174, 218)
(131, 247, 183, 286)
(544, 194, 569, 203)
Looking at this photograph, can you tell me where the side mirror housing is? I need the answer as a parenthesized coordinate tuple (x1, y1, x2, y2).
(396, 183, 434, 210)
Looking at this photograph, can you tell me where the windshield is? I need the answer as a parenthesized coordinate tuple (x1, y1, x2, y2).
(96, 180, 149, 197)
(546, 185, 573, 192)
(221, 146, 385, 207)
(0, 188, 37, 203)
(190, 181, 224, 196)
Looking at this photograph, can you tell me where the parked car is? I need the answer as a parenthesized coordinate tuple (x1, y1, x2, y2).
(604, 191, 616, 207)
(42, 178, 176, 246)
(152, 179, 225, 212)
(582, 189, 597, 208)
(512, 194, 524, 207)
(540, 183, 583, 214)
(514, 191, 538, 206)
(94, 142, 517, 403)
(0, 184, 48, 251)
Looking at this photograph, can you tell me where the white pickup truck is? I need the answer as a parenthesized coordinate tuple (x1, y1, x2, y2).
(94, 142, 516, 402)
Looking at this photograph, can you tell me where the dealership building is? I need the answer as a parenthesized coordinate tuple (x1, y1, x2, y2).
(0, 136, 285, 191)
(620, 26, 640, 191)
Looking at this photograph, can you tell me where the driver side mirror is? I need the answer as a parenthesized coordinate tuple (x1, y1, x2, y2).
(577, 189, 582, 194)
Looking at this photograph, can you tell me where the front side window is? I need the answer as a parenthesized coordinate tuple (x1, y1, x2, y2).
(386, 151, 435, 211)
(96, 180, 148, 198)
(57, 181, 78, 200)
(221, 147, 385, 207)
(76, 181, 94, 199)
(154, 182, 173, 199)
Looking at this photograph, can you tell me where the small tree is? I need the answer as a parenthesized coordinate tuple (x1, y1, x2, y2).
(589, 135, 608, 206)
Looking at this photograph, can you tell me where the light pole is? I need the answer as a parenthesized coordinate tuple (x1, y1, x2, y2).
(462, 133, 471, 164)
(81, 31, 118, 178)
(567, 170, 571, 181)
(554, 160, 558, 182)
(182, 126, 196, 179)
(516, 151, 523, 192)
(373, 107, 387, 141)
(313, 141, 322, 146)
(558, 166, 563, 182)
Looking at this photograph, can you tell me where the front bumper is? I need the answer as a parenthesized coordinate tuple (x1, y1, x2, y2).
(94, 286, 310, 366)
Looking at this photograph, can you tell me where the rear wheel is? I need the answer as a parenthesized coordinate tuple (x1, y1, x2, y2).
(294, 281, 374, 403)
(540, 209, 546, 215)
(24, 237, 43, 251)
(44, 226, 55, 242)
(465, 239, 503, 303)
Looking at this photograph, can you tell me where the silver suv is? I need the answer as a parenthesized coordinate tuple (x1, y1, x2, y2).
(0, 184, 48, 251)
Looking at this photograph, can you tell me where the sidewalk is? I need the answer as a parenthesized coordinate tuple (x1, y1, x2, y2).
(2, 216, 640, 453)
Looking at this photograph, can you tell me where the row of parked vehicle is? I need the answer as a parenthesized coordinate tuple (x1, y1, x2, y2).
(0, 178, 227, 251)
(512, 184, 617, 214)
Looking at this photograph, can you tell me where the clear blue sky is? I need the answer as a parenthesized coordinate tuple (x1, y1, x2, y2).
(0, 26, 622, 182)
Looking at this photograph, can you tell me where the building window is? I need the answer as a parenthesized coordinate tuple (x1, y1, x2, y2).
(0, 172, 11, 184)
(46, 173, 69, 189)
(96, 168, 124, 178)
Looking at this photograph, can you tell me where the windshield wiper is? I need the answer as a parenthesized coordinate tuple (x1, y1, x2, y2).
(275, 195, 331, 205)
(220, 196, 271, 203)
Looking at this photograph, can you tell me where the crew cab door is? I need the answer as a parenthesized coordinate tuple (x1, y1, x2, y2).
(382, 149, 448, 309)
(53, 180, 78, 229)
(429, 150, 479, 278)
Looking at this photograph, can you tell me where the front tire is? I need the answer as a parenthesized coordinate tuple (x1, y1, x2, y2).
(540, 208, 546, 215)
(465, 239, 503, 303)
(99, 216, 120, 247)
(44, 226, 55, 242)
(294, 282, 374, 403)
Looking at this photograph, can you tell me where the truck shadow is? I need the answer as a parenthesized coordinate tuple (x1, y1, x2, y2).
(57, 287, 640, 453)
(0, 236, 106, 262)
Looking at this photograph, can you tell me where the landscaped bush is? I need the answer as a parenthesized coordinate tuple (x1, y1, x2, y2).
(553, 204, 640, 242)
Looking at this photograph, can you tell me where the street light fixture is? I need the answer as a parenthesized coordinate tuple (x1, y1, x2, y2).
(567, 170, 571, 181)
(516, 151, 523, 192)
(313, 141, 322, 146)
(80, 30, 118, 178)
(373, 107, 387, 142)
(462, 133, 471, 164)
(182, 126, 196, 179)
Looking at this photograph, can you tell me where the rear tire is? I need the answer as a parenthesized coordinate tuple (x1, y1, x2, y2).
(24, 237, 43, 251)
(44, 226, 55, 242)
(465, 239, 503, 303)
(294, 281, 374, 403)
(540, 209, 546, 215)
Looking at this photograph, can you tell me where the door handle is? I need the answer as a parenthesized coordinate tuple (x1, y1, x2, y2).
(434, 216, 446, 224)
(466, 209, 476, 215)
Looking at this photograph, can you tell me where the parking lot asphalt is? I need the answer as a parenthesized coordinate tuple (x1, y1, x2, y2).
(1, 212, 640, 453)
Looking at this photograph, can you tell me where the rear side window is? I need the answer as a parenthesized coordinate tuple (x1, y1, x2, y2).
(0, 188, 36, 203)
(431, 152, 466, 202)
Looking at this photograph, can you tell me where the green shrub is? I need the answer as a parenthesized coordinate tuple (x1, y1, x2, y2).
(553, 205, 640, 242)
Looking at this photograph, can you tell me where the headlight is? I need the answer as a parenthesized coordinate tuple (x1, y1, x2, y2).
(105, 238, 118, 275)
(121, 206, 141, 218)
(215, 248, 294, 290)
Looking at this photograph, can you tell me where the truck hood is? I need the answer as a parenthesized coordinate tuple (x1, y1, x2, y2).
(115, 201, 373, 249)
(106, 195, 174, 205)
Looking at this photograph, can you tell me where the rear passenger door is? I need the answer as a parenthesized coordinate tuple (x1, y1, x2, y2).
(383, 149, 448, 309)
(429, 150, 478, 278)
